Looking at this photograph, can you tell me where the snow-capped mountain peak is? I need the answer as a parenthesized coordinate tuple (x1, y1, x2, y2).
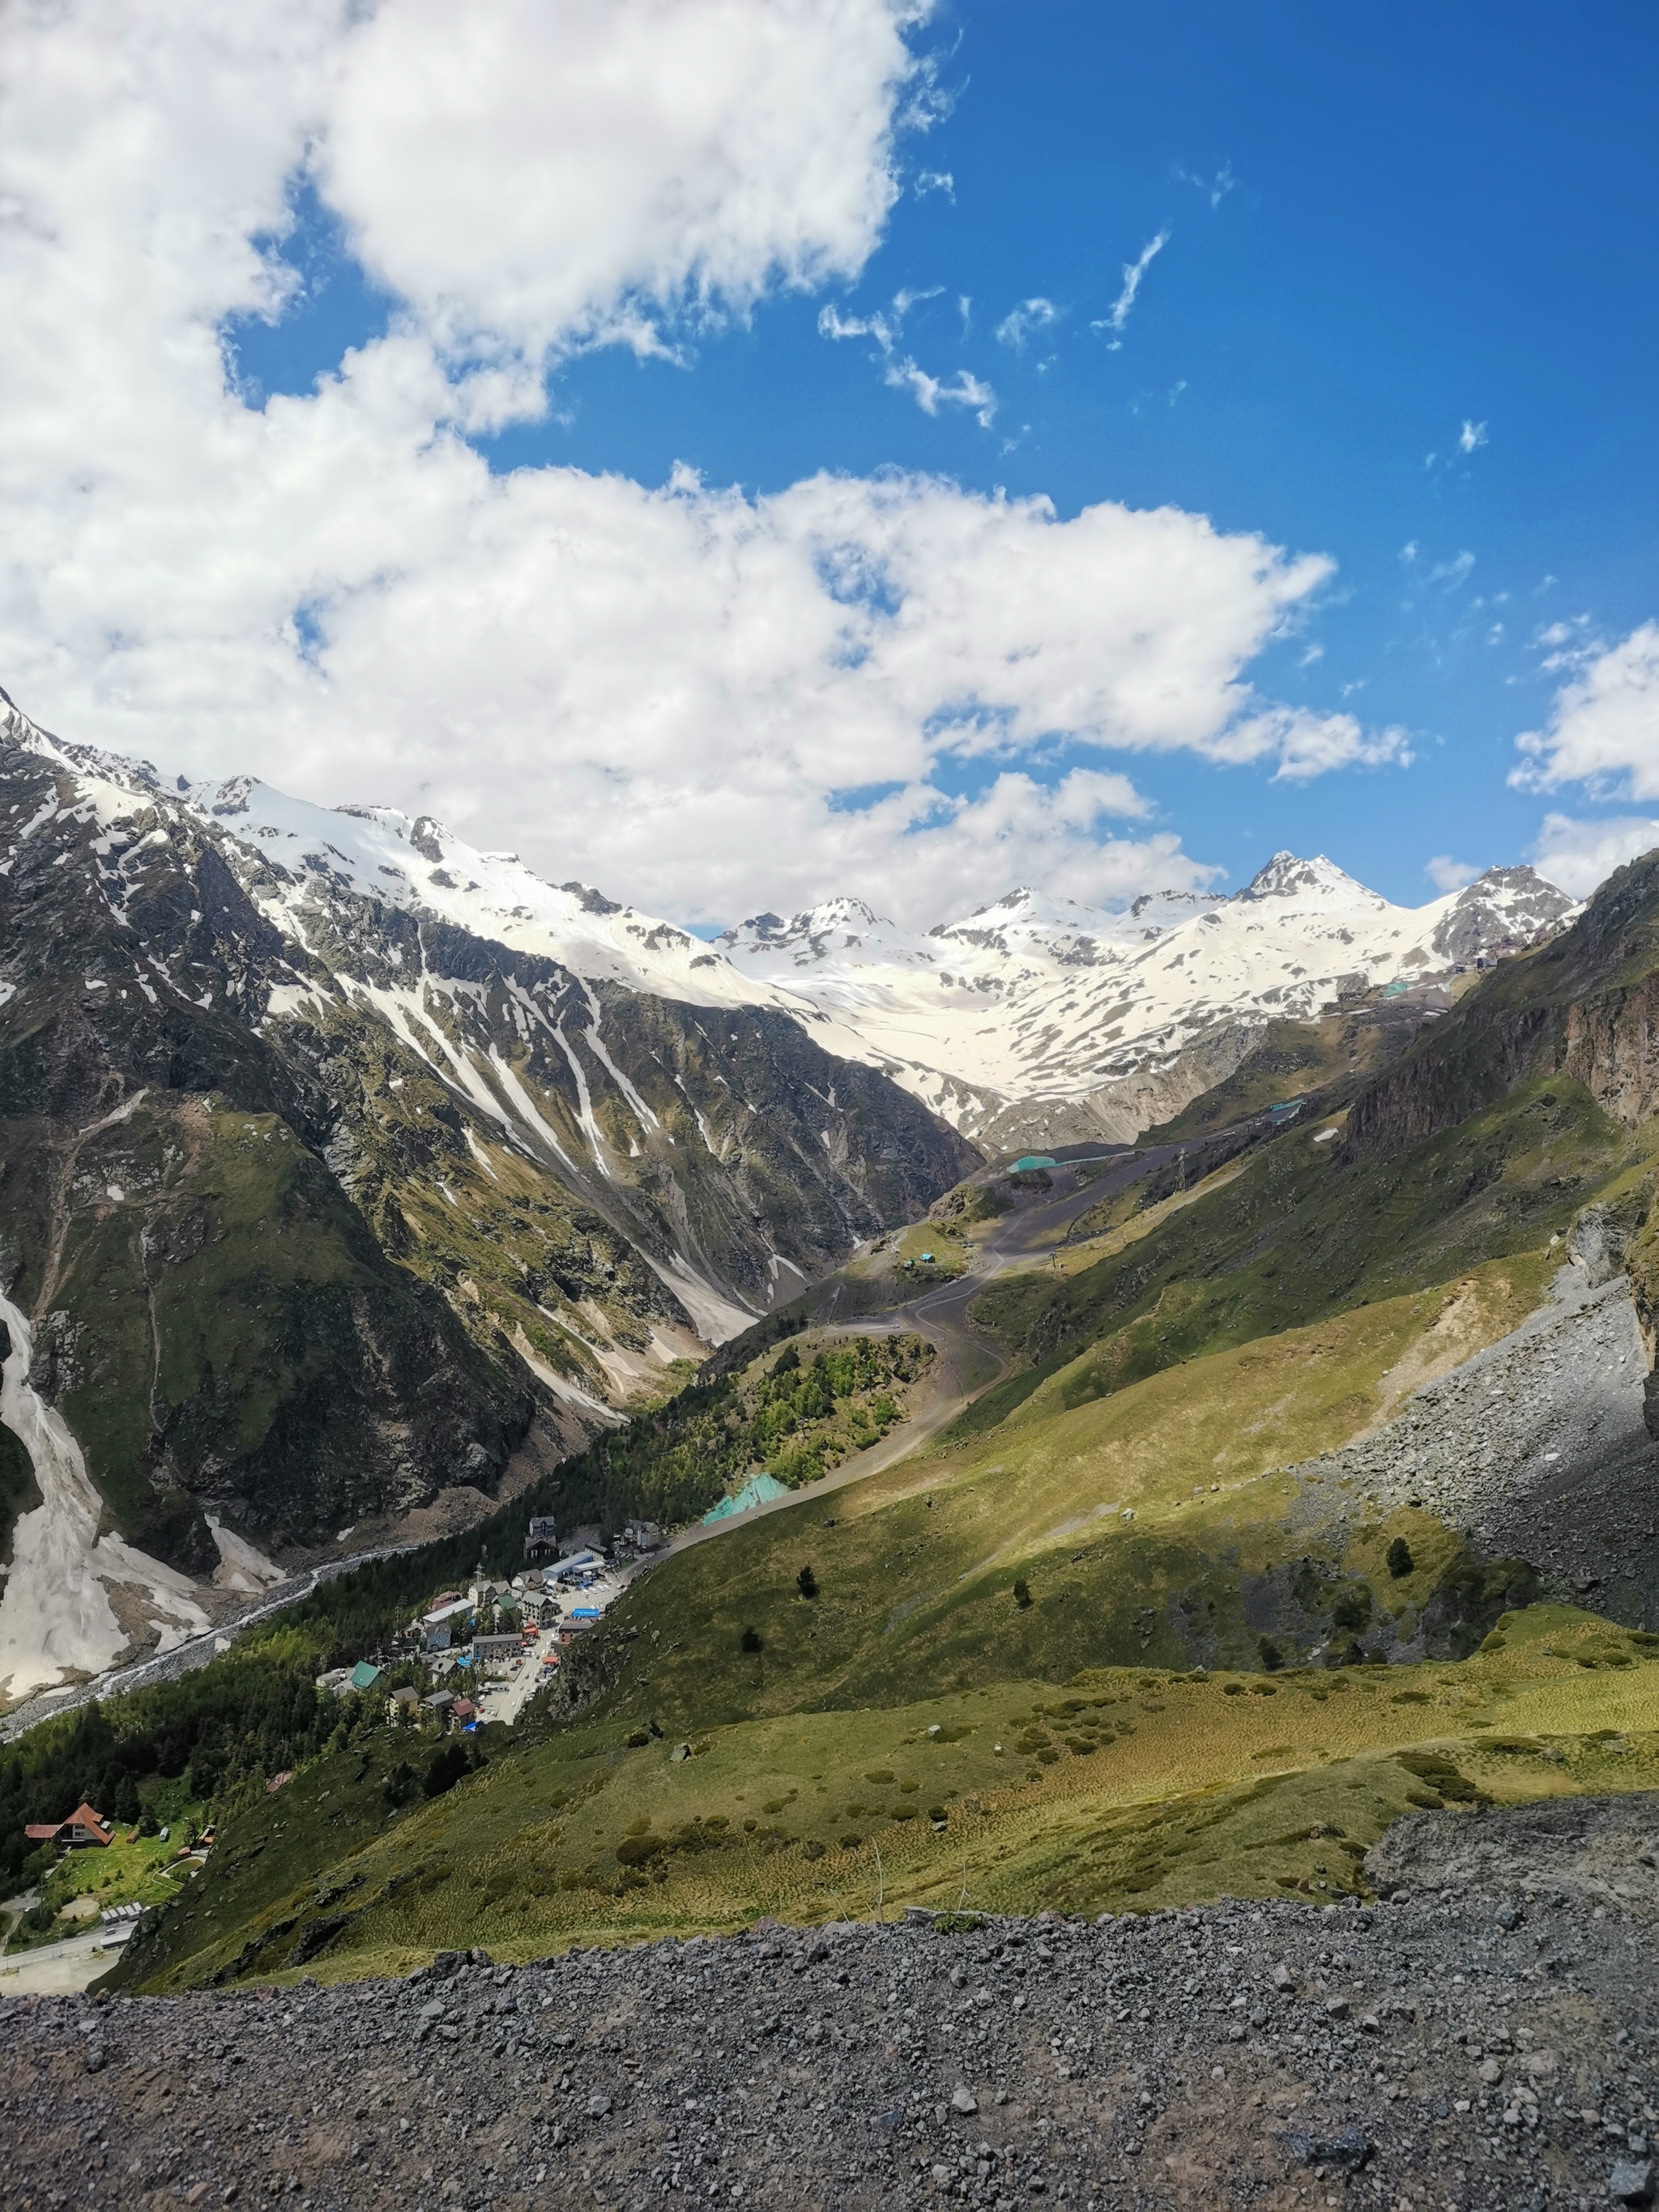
(1235, 850, 1388, 908)
(714, 851, 1580, 1147)
(3, 688, 1582, 1156)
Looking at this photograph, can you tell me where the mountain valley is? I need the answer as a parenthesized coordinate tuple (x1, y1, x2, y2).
(2, 701, 1659, 2209)
(0, 693, 975, 1704)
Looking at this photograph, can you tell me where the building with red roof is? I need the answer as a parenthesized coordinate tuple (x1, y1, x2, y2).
(23, 1803, 113, 1849)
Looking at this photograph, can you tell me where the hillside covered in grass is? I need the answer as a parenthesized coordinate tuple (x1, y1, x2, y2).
(544, 1330, 934, 1532)
(106, 1601, 1659, 1993)
(50, 854, 1659, 1988)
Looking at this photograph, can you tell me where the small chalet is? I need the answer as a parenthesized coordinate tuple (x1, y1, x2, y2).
(387, 1685, 421, 1722)
(23, 1803, 112, 1851)
(524, 1515, 559, 1563)
(450, 1697, 477, 1729)
(349, 1660, 382, 1692)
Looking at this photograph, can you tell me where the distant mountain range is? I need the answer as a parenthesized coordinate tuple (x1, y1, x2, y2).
(718, 856, 1579, 1144)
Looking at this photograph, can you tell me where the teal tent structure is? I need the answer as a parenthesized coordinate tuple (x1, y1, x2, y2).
(702, 1473, 789, 1524)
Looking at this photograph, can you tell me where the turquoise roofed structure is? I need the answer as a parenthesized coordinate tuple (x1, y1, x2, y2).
(702, 1473, 789, 1524)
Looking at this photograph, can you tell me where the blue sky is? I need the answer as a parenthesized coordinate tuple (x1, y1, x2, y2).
(9, 0, 1659, 923)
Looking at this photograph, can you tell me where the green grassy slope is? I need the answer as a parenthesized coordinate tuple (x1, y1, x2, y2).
(1142, 1005, 1424, 1143)
(963, 1076, 1640, 1438)
(71, 861, 1659, 1984)
(546, 1332, 933, 1532)
(533, 1253, 1549, 1739)
(107, 1602, 1659, 1991)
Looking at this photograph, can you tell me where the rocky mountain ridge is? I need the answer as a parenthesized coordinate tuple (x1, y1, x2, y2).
(0, 692, 974, 1706)
(11, 688, 1579, 1160)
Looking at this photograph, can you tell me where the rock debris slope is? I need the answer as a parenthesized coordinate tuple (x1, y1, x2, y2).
(4, 1797, 1657, 2211)
(1284, 1265, 1659, 1630)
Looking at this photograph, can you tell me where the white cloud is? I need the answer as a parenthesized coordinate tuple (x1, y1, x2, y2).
(1428, 550, 1476, 590)
(883, 360, 996, 426)
(1458, 419, 1488, 454)
(1512, 621, 1659, 799)
(995, 297, 1060, 351)
(1425, 855, 1482, 893)
(1173, 161, 1235, 211)
(0, 0, 1404, 931)
(320, 0, 924, 367)
(820, 288, 995, 428)
(1530, 812, 1659, 899)
(1093, 227, 1170, 347)
(914, 169, 954, 200)
(818, 302, 898, 347)
(1211, 707, 1412, 783)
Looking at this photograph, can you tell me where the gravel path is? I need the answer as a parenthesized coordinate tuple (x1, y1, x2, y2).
(1288, 1269, 1659, 1628)
(5, 1799, 1657, 2211)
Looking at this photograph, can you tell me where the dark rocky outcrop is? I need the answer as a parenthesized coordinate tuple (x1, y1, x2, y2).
(1346, 848, 1659, 1162)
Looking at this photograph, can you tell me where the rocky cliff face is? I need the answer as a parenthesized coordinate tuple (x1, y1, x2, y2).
(0, 697, 975, 1691)
(1345, 848, 1659, 1162)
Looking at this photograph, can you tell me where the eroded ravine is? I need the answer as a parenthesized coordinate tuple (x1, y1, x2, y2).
(0, 1287, 208, 1706)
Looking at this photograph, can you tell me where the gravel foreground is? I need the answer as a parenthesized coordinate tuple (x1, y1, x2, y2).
(4, 1799, 1658, 2212)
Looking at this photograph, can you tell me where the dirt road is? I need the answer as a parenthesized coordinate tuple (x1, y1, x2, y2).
(645, 1146, 1175, 1563)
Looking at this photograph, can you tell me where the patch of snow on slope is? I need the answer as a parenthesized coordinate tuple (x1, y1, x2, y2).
(205, 1515, 286, 1595)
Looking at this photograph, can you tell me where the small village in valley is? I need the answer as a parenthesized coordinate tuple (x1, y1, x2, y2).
(0, 1515, 656, 1991)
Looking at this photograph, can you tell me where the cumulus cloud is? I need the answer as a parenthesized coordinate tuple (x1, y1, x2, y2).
(322, 0, 923, 365)
(1530, 812, 1659, 899)
(1425, 855, 1482, 893)
(1093, 227, 1170, 347)
(1512, 621, 1659, 800)
(1458, 419, 1488, 454)
(0, 0, 1402, 928)
(1207, 707, 1412, 783)
(817, 768, 1215, 922)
